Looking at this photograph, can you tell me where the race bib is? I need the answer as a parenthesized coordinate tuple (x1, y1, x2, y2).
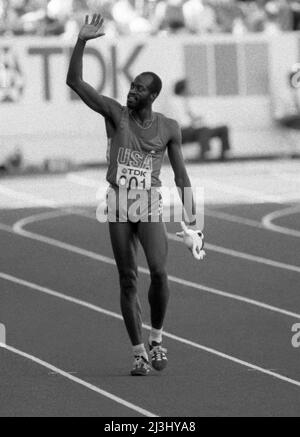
(116, 164, 152, 190)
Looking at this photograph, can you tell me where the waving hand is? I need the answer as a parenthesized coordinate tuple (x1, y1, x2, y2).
(79, 14, 105, 42)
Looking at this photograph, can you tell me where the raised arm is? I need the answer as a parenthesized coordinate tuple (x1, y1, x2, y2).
(167, 120, 197, 226)
(66, 14, 122, 127)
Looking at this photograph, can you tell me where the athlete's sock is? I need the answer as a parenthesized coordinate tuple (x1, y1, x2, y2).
(133, 344, 148, 361)
(149, 328, 163, 345)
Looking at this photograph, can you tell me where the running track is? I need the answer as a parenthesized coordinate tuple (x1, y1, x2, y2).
(0, 160, 300, 417)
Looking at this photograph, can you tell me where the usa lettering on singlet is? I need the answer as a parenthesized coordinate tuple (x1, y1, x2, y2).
(116, 148, 153, 190)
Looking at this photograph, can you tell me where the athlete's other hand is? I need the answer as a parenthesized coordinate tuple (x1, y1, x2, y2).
(176, 221, 206, 260)
(79, 14, 105, 42)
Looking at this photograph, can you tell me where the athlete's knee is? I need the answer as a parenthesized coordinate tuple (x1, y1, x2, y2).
(119, 269, 138, 297)
(150, 268, 168, 287)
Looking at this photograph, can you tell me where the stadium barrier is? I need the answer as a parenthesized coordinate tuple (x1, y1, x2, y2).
(1, 33, 300, 166)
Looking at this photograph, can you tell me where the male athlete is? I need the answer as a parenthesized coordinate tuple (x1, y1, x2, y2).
(67, 14, 205, 376)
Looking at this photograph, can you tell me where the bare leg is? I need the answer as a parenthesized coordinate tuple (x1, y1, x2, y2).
(109, 221, 142, 346)
(137, 222, 169, 330)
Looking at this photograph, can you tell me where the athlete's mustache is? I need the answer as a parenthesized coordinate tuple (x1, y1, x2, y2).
(127, 94, 138, 100)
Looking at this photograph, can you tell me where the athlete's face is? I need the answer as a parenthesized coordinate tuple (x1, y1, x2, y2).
(127, 75, 155, 110)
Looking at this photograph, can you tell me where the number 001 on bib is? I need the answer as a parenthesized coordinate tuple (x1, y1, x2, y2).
(116, 164, 152, 190)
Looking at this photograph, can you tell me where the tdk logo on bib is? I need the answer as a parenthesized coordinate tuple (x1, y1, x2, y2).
(122, 168, 147, 177)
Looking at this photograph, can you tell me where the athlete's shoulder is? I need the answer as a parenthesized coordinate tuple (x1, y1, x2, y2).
(156, 112, 181, 132)
(156, 113, 181, 145)
(155, 113, 181, 146)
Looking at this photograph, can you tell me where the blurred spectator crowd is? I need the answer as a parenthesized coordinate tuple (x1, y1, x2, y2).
(1, 0, 300, 38)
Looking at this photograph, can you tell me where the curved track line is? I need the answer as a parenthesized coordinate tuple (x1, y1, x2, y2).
(64, 207, 300, 274)
(0, 342, 156, 417)
(18, 207, 299, 275)
(13, 210, 74, 230)
(262, 205, 300, 238)
(1, 214, 300, 319)
(67, 174, 300, 238)
(205, 209, 263, 229)
(1, 183, 300, 269)
(2, 271, 300, 391)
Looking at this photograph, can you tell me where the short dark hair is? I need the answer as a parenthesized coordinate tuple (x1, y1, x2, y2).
(140, 72, 162, 97)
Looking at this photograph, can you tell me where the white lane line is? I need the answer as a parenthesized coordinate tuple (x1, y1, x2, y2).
(0, 185, 57, 208)
(2, 181, 300, 270)
(76, 208, 300, 274)
(0, 272, 124, 321)
(205, 205, 300, 237)
(68, 174, 300, 240)
(169, 234, 300, 274)
(55, 207, 300, 275)
(262, 205, 300, 238)
(205, 208, 263, 229)
(0, 323, 6, 344)
(0, 341, 156, 417)
(11, 207, 300, 274)
(206, 207, 300, 241)
(11, 222, 116, 267)
(67, 174, 300, 236)
(193, 179, 284, 204)
(2, 271, 300, 391)
(205, 203, 300, 239)
(12, 210, 73, 231)
(1, 217, 300, 320)
(67, 174, 101, 188)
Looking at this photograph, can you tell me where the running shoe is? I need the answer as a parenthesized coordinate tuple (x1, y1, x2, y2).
(131, 355, 151, 376)
(149, 342, 168, 371)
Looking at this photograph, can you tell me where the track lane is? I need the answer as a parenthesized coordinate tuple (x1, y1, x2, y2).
(1, 202, 300, 416)
(1, 215, 300, 378)
(1, 221, 300, 396)
(12, 211, 299, 312)
(0, 348, 144, 417)
(2, 277, 300, 417)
